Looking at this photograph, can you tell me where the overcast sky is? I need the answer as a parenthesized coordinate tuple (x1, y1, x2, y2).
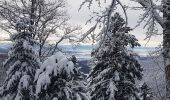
(0, 0, 162, 47)
(67, 0, 163, 47)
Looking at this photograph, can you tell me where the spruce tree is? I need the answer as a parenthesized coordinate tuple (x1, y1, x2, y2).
(0, 18, 40, 100)
(139, 83, 154, 100)
(34, 52, 89, 100)
(88, 13, 143, 100)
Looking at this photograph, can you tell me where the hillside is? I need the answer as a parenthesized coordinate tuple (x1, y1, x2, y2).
(0, 47, 166, 100)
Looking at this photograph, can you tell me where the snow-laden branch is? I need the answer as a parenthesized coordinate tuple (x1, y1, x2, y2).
(78, 24, 97, 42)
(0, 0, 81, 59)
(135, 0, 163, 28)
(79, 0, 128, 44)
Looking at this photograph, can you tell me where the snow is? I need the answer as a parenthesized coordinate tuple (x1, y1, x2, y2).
(114, 70, 120, 81)
(35, 51, 75, 95)
(35, 52, 74, 81)
(15, 75, 31, 100)
(36, 72, 51, 94)
(87, 12, 143, 100)
(79, 24, 97, 42)
(58, 58, 74, 76)
(95, 68, 112, 81)
(19, 75, 30, 89)
(135, 0, 163, 35)
(4, 94, 15, 100)
(6, 60, 20, 75)
(76, 93, 82, 100)
(23, 40, 33, 51)
(52, 97, 58, 100)
(6, 71, 21, 90)
(14, 95, 21, 100)
(0, 44, 166, 100)
(63, 87, 71, 99)
(34, 53, 61, 81)
(108, 80, 117, 100)
(0, 17, 42, 99)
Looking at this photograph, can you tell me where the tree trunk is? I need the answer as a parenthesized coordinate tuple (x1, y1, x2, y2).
(30, 0, 37, 39)
(30, 0, 36, 25)
(163, 0, 170, 99)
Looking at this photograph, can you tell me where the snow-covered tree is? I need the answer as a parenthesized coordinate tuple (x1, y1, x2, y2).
(0, 18, 40, 100)
(79, 0, 168, 99)
(127, 0, 170, 99)
(88, 13, 143, 100)
(0, 0, 80, 58)
(34, 52, 89, 100)
(139, 83, 155, 100)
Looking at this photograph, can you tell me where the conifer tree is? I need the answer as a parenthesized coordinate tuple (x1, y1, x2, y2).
(139, 83, 154, 100)
(88, 13, 143, 100)
(0, 18, 40, 100)
(34, 52, 89, 100)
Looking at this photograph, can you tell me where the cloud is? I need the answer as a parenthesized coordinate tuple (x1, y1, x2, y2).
(67, 0, 163, 47)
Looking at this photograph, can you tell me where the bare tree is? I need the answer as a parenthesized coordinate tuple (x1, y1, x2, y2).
(0, 0, 80, 59)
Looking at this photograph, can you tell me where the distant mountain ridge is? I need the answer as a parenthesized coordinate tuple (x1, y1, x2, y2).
(0, 43, 157, 57)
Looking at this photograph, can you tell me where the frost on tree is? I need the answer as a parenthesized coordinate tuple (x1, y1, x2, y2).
(88, 13, 143, 100)
(0, 0, 80, 59)
(0, 18, 40, 100)
(139, 82, 155, 100)
(34, 52, 89, 100)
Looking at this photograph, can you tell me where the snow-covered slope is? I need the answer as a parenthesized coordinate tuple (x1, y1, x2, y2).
(139, 56, 165, 100)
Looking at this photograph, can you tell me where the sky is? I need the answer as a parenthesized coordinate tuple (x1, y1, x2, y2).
(67, 0, 163, 47)
(0, 0, 163, 47)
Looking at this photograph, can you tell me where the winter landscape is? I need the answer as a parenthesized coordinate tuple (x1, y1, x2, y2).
(0, 0, 168, 100)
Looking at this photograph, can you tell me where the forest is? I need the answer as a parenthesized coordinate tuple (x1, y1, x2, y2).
(0, 0, 168, 100)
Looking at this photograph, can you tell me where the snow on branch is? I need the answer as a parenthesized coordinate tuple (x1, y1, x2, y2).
(79, 0, 128, 43)
(131, 0, 163, 40)
(78, 24, 97, 42)
(34, 52, 89, 100)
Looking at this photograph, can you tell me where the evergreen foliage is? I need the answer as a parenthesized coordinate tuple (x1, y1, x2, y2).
(34, 52, 89, 100)
(139, 83, 154, 100)
(0, 18, 40, 100)
(88, 13, 143, 100)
